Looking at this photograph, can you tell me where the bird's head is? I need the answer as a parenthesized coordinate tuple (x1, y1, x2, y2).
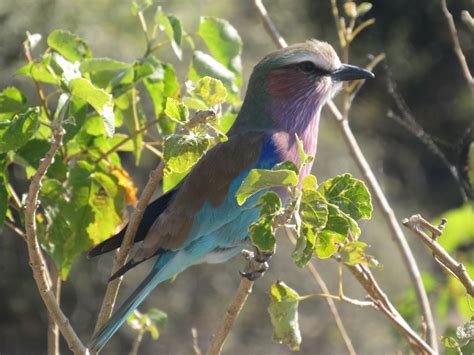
(234, 40, 374, 133)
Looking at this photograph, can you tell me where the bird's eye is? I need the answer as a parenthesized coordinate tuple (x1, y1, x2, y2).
(298, 61, 317, 73)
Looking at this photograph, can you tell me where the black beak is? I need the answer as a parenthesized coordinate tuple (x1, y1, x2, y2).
(330, 64, 374, 81)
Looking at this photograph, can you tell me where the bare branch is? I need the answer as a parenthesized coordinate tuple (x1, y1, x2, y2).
(252, 0, 437, 351)
(206, 252, 268, 355)
(24, 123, 86, 354)
(95, 118, 161, 164)
(5, 220, 26, 241)
(93, 161, 165, 333)
(48, 263, 62, 355)
(129, 329, 145, 355)
(191, 328, 202, 355)
(252, 0, 288, 48)
(440, 0, 474, 94)
(403, 214, 474, 297)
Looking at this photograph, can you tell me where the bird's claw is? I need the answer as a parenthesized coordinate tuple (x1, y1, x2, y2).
(255, 251, 273, 263)
(241, 249, 255, 261)
(239, 262, 269, 281)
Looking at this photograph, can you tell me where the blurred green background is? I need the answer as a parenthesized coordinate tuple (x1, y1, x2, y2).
(0, 0, 472, 354)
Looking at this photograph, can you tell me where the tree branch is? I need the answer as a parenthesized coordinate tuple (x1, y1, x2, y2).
(403, 214, 474, 297)
(48, 263, 62, 355)
(206, 252, 267, 355)
(24, 123, 86, 354)
(93, 161, 165, 333)
(252, 0, 437, 351)
(440, 0, 474, 94)
(129, 329, 145, 355)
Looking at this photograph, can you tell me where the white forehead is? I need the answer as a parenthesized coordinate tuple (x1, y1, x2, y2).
(262, 40, 342, 72)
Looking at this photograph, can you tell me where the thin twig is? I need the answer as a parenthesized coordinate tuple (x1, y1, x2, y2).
(129, 329, 145, 355)
(403, 214, 474, 297)
(93, 161, 165, 334)
(48, 263, 62, 355)
(191, 328, 203, 355)
(440, 0, 474, 94)
(286, 228, 357, 355)
(24, 123, 86, 354)
(22, 41, 52, 121)
(5, 220, 26, 241)
(206, 256, 263, 355)
(252, 0, 437, 352)
(95, 118, 161, 164)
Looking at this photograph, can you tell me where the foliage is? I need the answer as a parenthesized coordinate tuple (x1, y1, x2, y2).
(127, 308, 168, 340)
(0, 4, 242, 281)
(237, 134, 375, 350)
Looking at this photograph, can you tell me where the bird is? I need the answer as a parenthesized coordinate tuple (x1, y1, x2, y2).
(88, 39, 374, 353)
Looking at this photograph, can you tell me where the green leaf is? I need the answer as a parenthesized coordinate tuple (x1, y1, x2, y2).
(325, 204, 361, 238)
(316, 230, 344, 259)
(164, 98, 189, 123)
(249, 218, 275, 253)
(435, 204, 474, 253)
(0, 87, 27, 118)
(16, 54, 60, 85)
(143, 63, 180, 135)
(163, 133, 211, 174)
(268, 281, 302, 351)
(302, 175, 317, 191)
(47, 30, 91, 62)
(192, 76, 227, 107)
(16, 139, 50, 168)
(69, 78, 115, 136)
(319, 174, 372, 220)
(156, 8, 183, 60)
(440, 335, 460, 349)
(300, 190, 328, 231)
(190, 51, 238, 96)
(80, 58, 130, 73)
(236, 169, 298, 206)
(0, 108, 40, 153)
(147, 308, 168, 332)
(341, 241, 382, 268)
(198, 17, 242, 80)
(163, 169, 188, 193)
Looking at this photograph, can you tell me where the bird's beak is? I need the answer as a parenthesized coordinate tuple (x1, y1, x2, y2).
(330, 64, 375, 81)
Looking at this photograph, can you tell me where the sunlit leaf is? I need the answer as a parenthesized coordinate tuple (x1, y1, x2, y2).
(0, 87, 27, 119)
(164, 98, 189, 123)
(163, 133, 211, 174)
(319, 174, 372, 220)
(156, 7, 183, 60)
(236, 168, 298, 206)
(80, 58, 130, 73)
(0, 108, 40, 153)
(198, 16, 242, 82)
(193, 76, 227, 107)
(47, 30, 91, 62)
(268, 281, 302, 351)
(69, 78, 115, 136)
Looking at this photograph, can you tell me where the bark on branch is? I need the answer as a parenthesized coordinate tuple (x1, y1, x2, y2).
(403, 214, 474, 297)
(24, 124, 86, 354)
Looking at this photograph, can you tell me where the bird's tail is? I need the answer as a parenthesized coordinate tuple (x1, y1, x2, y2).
(88, 253, 174, 354)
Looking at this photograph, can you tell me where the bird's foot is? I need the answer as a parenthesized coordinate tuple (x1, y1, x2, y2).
(239, 262, 269, 281)
(241, 249, 255, 261)
(254, 251, 273, 264)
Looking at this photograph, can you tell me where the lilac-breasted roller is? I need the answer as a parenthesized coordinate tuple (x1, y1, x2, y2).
(88, 40, 374, 353)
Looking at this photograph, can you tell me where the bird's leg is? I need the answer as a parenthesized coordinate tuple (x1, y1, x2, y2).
(239, 249, 273, 281)
(240, 249, 255, 261)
